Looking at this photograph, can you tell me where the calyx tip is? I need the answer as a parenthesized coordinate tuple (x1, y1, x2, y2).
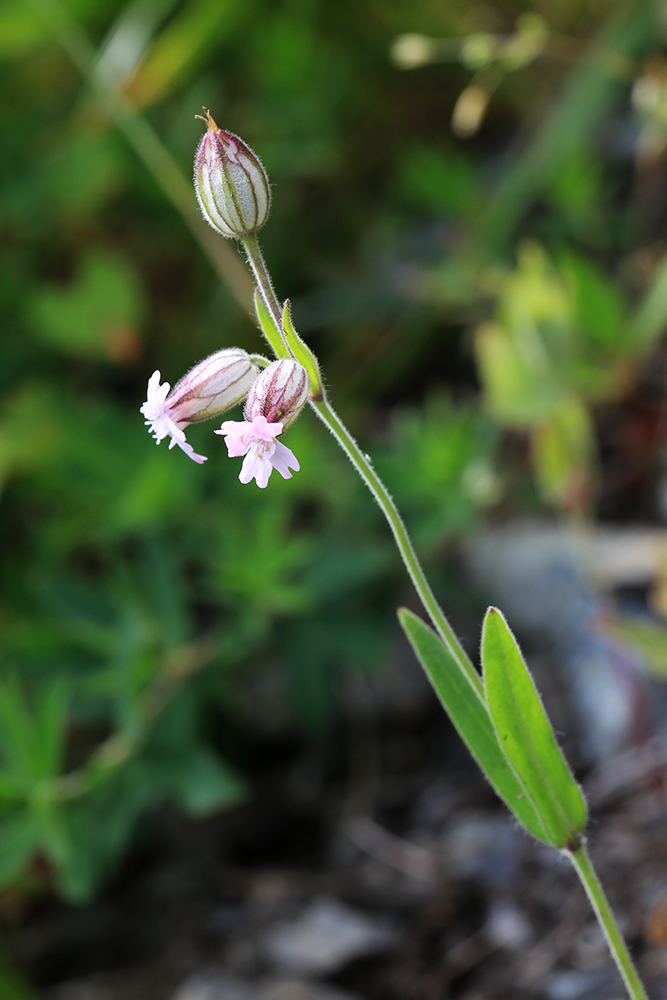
(195, 106, 219, 132)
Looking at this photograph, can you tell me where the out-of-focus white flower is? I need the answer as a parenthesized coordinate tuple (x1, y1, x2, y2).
(140, 348, 258, 463)
(216, 414, 299, 488)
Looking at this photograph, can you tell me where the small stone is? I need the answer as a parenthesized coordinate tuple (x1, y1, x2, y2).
(257, 979, 361, 1000)
(546, 968, 622, 1000)
(170, 968, 254, 1000)
(259, 897, 397, 976)
(484, 900, 532, 950)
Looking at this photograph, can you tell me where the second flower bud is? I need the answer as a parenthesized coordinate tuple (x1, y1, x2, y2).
(245, 358, 309, 430)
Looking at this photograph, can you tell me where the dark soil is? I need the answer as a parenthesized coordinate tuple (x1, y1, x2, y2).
(5, 684, 667, 1000)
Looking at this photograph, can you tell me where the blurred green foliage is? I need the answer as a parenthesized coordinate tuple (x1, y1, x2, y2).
(1, 0, 667, 901)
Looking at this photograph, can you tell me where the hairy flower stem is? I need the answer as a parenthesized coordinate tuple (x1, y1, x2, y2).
(569, 846, 649, 1000)
(241, 233, 481, 697)
(311, 395, 482, 696)
(242, 233, 287, 349)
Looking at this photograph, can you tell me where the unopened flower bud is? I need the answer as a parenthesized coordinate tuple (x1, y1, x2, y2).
(141, 348, 259, 463)
(194, 108, 270, 238)
(167, 348, 259, 423)
(245, 359, 309, 431)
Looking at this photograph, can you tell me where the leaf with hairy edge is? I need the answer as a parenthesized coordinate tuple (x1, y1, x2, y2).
(282, 300, 323, 400)
(482, 607, 587, 849)
(253, 288, 288, 360)
(398, 608, 551, 844)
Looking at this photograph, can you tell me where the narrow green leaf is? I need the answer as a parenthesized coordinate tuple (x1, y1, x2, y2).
(166, 747, 246, 817)
(36, 681, 68, 780)
(0, 677, 40, 783)
(282, 300, 323, 400)
(398, 608, 551, 844)
(253, 287, 288, 359)
(0, 812, 40, 885)
(482, 607, 587, 849)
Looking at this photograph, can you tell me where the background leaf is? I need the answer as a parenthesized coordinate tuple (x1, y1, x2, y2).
(26, 251, 144, 360)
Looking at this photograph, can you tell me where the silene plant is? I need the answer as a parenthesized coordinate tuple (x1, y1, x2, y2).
(141, 108, 650, 1000)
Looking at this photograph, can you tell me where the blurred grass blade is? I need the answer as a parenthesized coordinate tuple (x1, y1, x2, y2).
(125, 0, 248, 108)
(0, 678, 40, 784)
(35, 682, 68, 780)
(25, 0, 254, 313)
(94, 0, 179, 88)
(0, 813, 40, 885)
(398, 608, 551, 843)
(481, 607, 587, 849)
(630, 252, 667, 355)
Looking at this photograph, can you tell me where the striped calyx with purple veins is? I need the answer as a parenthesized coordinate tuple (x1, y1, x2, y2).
(194, 108, 270, 239)
(245, 358, 309, 430)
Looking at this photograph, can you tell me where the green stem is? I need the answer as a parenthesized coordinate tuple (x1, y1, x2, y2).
(242, 233, 288, 346)
(311, 395, 481, 696)
(569, 844, 649, 1000)
(241, 234, 481, 698)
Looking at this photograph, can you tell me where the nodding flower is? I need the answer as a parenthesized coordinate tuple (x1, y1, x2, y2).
(141, 348, 259, 463)
(216, 359, 309, 487)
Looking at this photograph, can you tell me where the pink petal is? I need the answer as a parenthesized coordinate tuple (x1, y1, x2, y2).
(270, 440, 299, 479)
(216, 419, 252, 457)
(145, 371, 170, 410)
(218, 419, 250, 434)
(239, 451, 272, 488)
(227, 436, 249, 457)
(249, 414, 283, 441)
(173, 438, 208, 464)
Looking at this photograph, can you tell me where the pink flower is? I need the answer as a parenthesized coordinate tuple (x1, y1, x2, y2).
(140, 370, 208, 464)
(215, 414, 300, 488)
(140, 351, 259, 465)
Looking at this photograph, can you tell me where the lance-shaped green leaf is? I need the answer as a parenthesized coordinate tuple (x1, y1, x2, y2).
(282, 300, 323, 400)
(253, 288, 288, 359)
(482, 607, 587, 849)
(398, 608, 551, 844)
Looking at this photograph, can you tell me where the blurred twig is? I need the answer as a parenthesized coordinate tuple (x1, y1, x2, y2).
(25, 0, 254, 315)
